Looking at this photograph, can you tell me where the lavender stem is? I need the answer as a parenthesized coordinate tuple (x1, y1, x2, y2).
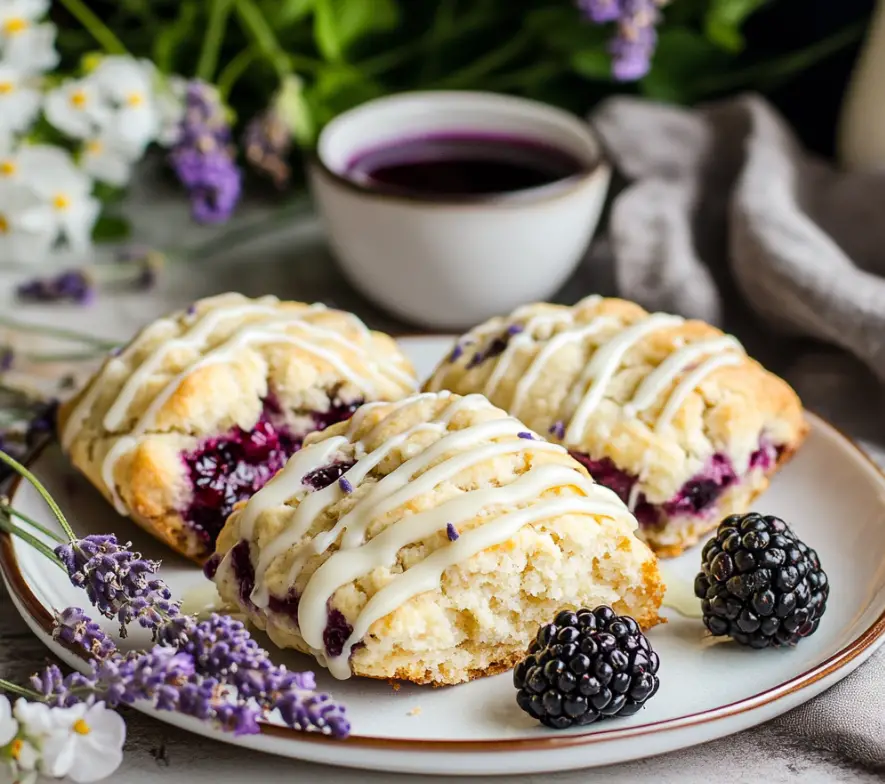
(0, 514, 66, 566)
(0, 316, 118, 350)
(0, 678, 42, 700)
(2, 500, 65, 543)
(0, 451, 77, 542)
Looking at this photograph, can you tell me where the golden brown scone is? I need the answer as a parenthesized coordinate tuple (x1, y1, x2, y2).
(210, 391, 663, 686)
(425, 296, 807, 557)
(59, 293, 417, 561)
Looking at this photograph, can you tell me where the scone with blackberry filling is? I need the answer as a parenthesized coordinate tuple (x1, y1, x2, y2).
(59, 293, 416, 561)
(425, 296, 807, 557)
(210, 390, 663, 686)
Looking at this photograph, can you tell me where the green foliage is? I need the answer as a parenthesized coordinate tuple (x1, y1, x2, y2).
(70, 0, 861, 152)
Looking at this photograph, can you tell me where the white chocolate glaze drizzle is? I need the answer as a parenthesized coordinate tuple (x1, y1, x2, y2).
(228, 392, 631, 679)
(429, 298, 746, 444)
(63, 296, 416, 515)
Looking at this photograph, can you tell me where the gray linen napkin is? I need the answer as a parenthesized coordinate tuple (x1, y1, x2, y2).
(589, 93, 885, 385)
(583, 94, 885, 774)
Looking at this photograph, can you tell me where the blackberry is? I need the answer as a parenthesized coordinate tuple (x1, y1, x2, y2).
(694, 513, 829, 648)
(513, 606, 660, 729)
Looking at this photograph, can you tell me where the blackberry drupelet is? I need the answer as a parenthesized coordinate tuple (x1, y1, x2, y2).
(694, 513, 829, 648)
(513, 606, 660, 729)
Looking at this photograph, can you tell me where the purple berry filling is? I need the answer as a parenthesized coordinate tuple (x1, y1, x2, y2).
(302, 460, 357, 492)
(324, 608, 353, 658)
(570, 439, 783, 529)
(268, 590, 300, 618)
(466, 325, 521, 369)
(229, 539, 255, 608)
(224, 540, 358, 659)
(182, 398, 363, 548)
(202, 552, 221, 580)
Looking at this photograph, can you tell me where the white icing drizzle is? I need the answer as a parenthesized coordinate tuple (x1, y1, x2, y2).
(232, 393, 630, 678)
(563, 313, 684, 443)
(656, 352, 743, 430)
(75, 298, 413, 515)
(623, 336, 742, 419)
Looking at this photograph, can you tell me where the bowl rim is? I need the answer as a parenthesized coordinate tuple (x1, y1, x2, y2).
(310, 90, 611, 208)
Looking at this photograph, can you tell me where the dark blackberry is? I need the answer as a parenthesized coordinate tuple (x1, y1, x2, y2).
(694, 513, 829, 648)
(513, 606, 660, 729)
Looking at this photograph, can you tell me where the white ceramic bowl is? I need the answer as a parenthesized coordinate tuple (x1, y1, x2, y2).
(309, 91, 611, 329)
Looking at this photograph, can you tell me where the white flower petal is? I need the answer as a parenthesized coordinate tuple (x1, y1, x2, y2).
(81, 137, 132, 186)
(0, 696, 17, 746)
(44, 79, 108, 139)
(17, 144, 93, 198)
(2, 23, 58, 75)
(40, 732, 77, 778)
(57, 196, 99, 252)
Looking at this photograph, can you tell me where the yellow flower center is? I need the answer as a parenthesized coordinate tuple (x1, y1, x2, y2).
(53, 193, 70, 211)
(72, 719, 91, 735)
(126, 91, 144, 107)
(70, 89, 88, 109)
(3, 18, 28, 36)
(85, 139, 102, 155)
(0, 81, 14, 95)
(0, 160, 15, 177)
(10, 738, 23, 759)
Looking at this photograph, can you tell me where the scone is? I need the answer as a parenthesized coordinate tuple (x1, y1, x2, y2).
(425, 296, 807, 557)
(210, 390, 663, 685)
(59, 293, 417, 561)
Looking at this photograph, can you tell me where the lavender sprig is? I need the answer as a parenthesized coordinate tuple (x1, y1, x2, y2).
(54, 535, 182, 638)
(170, 81, 242, 224)
(16, 270, 96, 305)
(577, 0, 664, 81)
(42, 609, 350, 738)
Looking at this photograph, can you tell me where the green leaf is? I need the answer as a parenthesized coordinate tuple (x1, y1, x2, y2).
(260, 0, 314, 27)
(526, 7, 610, 54)
(640, 27, 730, 103)
(570, 49, 612, 81)
(305, 64, 383, 127)
(313, 0, 399, 62)
(153, 1, 199, 73)
(704, 0, 769, 52)
(92, 214, 131, 242)
(276, 74, 316, 147)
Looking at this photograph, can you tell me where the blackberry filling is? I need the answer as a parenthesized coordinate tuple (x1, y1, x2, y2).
(569, 448, 769, 527)
(324, 608, 353, 658)
(182, 398, 363, 548)
(302, 460, 357, 492)
(268, 590, 300, 619)
(229, 539, 255, 609)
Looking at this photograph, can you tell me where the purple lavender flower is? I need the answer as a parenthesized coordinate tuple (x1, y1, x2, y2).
(517, 432, 535, 440)
(243, 109, 292, 188)
(170, 81, 242, 224)
(549, 420, 566, 440)
(577, 0, 622, 23)
(0, 347, 12, 373)
(338, 476, 354, 494)
(448, 343, 464, 363)
(115, 246, 163, 291)
(53, 607, 118, 660)
(54, 535, 182, 637)
(16, 269, 96, 305)
(577, 0, 662, 81)
(446, 523, 459, 541)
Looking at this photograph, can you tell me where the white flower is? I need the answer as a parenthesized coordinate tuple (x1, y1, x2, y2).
(0, 65, 41, 137)
(80, 133, 132, 186)
(89, 56, 159, 156)
(44, 77, 109, 139)
(39, 702, 125, 783)
(16, 144, 100, 252)
(0, 179, 54, 262)
(0, 695, 16, 746)
(0, 0, 58, 75)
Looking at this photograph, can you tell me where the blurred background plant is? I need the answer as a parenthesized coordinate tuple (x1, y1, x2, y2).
(0, 0, 870, 265)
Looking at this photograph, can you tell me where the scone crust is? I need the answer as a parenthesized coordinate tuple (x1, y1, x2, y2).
(425, 298, 808, 551)
(60, 293, 417, 560)
(212, 392, 664, 686)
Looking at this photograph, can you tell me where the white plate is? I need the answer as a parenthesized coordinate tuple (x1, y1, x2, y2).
(3, 335, 885, 776)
